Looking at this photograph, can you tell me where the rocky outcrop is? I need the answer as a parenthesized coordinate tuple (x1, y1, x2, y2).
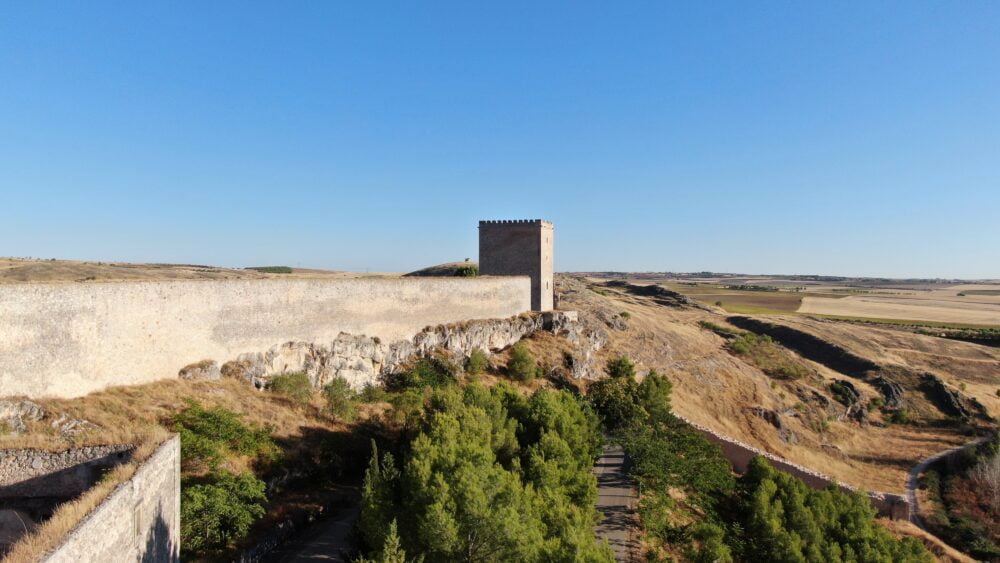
(179, 360, 222, 381)
(602, 280, 702, 308)
(918, 373, 984, 419)
(221, 312, 586, 389)
(0, 400, 44, 434)
(872, 375, 906, 409)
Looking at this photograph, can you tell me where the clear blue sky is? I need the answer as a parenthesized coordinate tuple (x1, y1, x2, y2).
(2, 2, 998, 278)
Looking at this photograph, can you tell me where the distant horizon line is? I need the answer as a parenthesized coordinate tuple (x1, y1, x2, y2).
(3, 256, 998, 284)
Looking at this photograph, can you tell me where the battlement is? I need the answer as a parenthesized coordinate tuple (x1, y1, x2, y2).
(479, 219, 553, 227)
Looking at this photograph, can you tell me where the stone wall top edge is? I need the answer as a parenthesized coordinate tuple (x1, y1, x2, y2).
(0, 276, 531, 291)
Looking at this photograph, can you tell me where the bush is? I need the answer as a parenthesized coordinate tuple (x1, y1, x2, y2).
(268, 372, 314, 404)
(507, 342, 537, 382)
(173, 400, 275, 470)
(465, 348, 489, 375)
(620, 311, 631, 320)
(324, 377, 359, 421)
(388, 356, 459, 390)
(181, 470, 267, 555)
(453, 265, 479, 277)
(359, 383, 388, 403)
(606, 356, 636, 379)
(886, 408, 912, 424)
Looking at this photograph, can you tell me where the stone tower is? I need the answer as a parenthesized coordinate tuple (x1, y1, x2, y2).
(478, 219, 554, 311)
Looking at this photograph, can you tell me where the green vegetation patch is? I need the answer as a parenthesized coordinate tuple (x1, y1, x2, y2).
(358, 383, 612, 561)
(245, 266, 293, 274)
(728, 332, 812, 379)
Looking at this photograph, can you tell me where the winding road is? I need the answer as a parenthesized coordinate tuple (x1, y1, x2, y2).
(906, 436, 989, 529)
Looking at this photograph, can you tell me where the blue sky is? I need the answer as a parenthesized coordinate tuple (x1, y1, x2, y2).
(1, 2, 998, 278)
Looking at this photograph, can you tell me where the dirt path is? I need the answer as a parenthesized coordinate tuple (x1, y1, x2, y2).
(594, 444, 639, 562)
(270, 495, 361, 562)
(906, 437, 989, 529)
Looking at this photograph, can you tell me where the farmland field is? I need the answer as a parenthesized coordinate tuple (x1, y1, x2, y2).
(638, 278, 1000, 328)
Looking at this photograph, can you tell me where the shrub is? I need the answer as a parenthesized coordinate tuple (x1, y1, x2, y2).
(715, 301, 723, 307)
(507, 342, 537, 382)
(606, 355, 636, 379)
(886, 409, 912, 424)
(173, 401, 275, 470)
(867, 396, 885, 411)
(620, 311, 631, 320)
(268, 372, 314, 404)
(181, 470, 267, 555)
(453, 265, 479, 277)
(388, 356, 459, 390)
(323, 377, 360, 421)
(465, 348, 489, 375)
(359, 383, 389, 403)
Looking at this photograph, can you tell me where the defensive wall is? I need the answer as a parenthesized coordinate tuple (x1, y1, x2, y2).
(479, 220, 554, 311)
(677, 415, 910, 520)
(0, 277, 530, 399)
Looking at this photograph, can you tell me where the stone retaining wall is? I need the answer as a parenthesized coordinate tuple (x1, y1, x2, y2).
(42, 436, 180, 562)
(0, 444, 134, 497)
(677, 415, 910, 520)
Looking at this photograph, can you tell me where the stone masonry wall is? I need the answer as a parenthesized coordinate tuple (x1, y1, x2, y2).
(677, 415, 910, 520)
(479, 220, 554, 311)
(0, 444, 134, 497)
(42, 436, 180, 563)
(0, 277, 530, 398)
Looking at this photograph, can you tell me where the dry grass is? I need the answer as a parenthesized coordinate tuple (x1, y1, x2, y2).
(2, 378, 353, 561)
(799, 295, 1000, 326)
(880, 519, 975, 563)
(1, 378, 346, 452)
(556, 275, 994, 494)
(2, 427, 170, 563)
(0, 257, 399, 285)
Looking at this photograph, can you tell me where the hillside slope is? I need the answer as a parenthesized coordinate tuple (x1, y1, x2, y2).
(556, 275, 998, 494)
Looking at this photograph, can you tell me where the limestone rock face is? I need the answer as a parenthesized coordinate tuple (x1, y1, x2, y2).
(220, 312, 586, 390)
(178, 360, 222, 381)
(0, 399, 44, 434)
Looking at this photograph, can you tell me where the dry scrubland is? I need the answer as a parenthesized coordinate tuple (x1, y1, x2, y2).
(0, 257, 398, 284)
(560, 276, 1000, 494)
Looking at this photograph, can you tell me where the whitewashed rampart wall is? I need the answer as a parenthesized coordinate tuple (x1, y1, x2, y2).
(0, 277, 530, 398)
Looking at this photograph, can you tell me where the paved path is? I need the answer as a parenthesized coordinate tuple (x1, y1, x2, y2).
(271, 495, 360, 562)
(594, 444, 639, 562)
(906, 436, 989, 529)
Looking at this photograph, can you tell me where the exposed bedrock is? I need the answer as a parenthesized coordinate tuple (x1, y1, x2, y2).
(212, 311, 589, 389)
(726, 316, 879, 377)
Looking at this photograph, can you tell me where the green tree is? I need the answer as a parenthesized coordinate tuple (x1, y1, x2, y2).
(606, 356, 636, 379)
(180, 471, 267, 555)
(324, 377, 359, 421)
(359, 385, 612, 562)
(507, 342, 537, 382)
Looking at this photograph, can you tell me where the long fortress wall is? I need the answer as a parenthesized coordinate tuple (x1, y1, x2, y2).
(0, 277, 531, 398)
